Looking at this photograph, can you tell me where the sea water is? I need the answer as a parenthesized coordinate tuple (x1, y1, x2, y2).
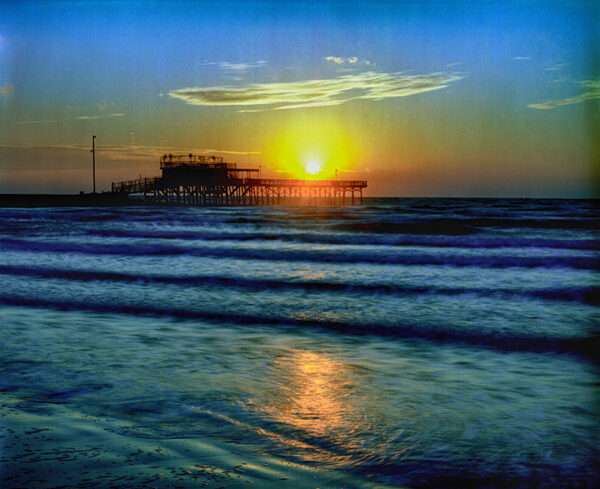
(0, 198, 598, 488)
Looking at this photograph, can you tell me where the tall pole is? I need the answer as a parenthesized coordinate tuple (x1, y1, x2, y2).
(91, 135, 96, 193)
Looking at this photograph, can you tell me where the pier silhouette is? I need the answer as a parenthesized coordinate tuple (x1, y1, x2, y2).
(112, 153, 367, 206)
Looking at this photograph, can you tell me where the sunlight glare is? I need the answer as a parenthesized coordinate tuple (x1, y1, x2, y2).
(306, 160, 321, 175)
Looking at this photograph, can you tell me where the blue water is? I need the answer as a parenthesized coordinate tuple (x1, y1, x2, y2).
(0, 198, 598, 488)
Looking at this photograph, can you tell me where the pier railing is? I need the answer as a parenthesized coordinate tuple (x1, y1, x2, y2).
(244, 179, 367, 188)
(113, 176, 367, 194)
(112, 176, 162, 194)
(160, 154, 234, 170)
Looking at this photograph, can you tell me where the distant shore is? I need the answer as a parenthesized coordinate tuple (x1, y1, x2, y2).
(0, 193, 137, 207)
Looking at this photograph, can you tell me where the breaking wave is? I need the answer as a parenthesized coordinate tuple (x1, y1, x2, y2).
(0, 238, 597, 269)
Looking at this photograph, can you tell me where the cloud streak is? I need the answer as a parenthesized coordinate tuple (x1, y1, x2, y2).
(77, 113, 126, 120)
(0, 144, 260, 163)
(197, 61, 267, 74)
(324, 56, 373, 67)
(13, 119, 58, 125)
(325, 56, 358, 65)
(544, 63, 569, 71)
(528, 80, 600, 109)
(169, 71, 463, 111)
(219, 61, 266, 72)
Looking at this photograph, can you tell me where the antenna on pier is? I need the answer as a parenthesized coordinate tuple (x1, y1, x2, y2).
(91, 135, 96, 193)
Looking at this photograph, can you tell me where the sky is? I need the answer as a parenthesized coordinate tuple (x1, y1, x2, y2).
(0, 0, 598, 197)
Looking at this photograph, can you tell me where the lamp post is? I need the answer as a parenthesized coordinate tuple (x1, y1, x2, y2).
(91, 135, 96, 193)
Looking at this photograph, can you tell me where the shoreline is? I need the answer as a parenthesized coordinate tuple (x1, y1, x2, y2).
(0, 193, 138, 208)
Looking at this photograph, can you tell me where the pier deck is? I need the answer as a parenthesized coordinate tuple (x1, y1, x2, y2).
(112, 176, 367, 206)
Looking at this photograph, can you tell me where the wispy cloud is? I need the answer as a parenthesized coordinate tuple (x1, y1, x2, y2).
(0, 84, 14, 94)
(511, 56, 531, 61)
(197, 61, 267, 74)
(11, 112, 125, 125)
(77, 113, 126, 120)
(325, 56, 372, 67)
(527, 79, 600, 109)
(219, 61, 266, 72)
(169, 71, 463, 112)
(202, 148, 260, 155)
(275, 99, 346, 111)
(325, 56, 358, 65)
(544, 63, 569, 71)
(13, 119, 58, 125)
(239, 99, 345, 113)
(0, 144, 259, 162)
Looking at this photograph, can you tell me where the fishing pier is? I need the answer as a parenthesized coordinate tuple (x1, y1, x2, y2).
(112, 154, 367, 206)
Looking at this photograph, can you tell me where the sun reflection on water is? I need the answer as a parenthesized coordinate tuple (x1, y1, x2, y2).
(254, 349, 376, 465)
(277, 351, 350, 434)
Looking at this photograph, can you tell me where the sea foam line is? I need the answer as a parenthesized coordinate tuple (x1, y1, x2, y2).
(0, 265, 598, 306)
(0, 295, 597, 360)
(0, 238, 597, 270)
(74, 228, 600, 250)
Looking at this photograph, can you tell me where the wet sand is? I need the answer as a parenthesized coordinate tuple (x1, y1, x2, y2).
(1, 398, 393, 489)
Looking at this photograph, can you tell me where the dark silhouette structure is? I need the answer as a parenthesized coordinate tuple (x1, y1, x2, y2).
(91, 135, 96, 194)
(112, 153, 367, 206)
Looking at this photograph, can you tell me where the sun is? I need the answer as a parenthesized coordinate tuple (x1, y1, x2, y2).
(306, 160, 321, 175)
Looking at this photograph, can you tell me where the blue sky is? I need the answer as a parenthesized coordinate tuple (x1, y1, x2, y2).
(1, 1, 598, 196)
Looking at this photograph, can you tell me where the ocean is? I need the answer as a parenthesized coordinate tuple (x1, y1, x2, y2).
(0, 198, 598, 488)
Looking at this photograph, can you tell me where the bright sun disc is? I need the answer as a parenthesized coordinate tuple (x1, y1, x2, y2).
(306, 161, 321, 175)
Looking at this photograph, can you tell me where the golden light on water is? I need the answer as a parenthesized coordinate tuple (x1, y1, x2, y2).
(253, 349, 370, 466)
(193, 350, 367, 467)
(282, 351, 347, 434)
